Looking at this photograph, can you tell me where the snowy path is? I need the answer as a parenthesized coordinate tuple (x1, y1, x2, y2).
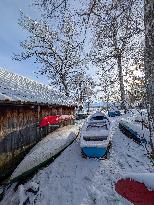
(1, 118, 153, 205)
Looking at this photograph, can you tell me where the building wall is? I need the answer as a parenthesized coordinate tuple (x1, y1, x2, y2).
(0, 103, 75, 181)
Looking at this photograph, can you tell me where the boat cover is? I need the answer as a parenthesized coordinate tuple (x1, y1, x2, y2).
(39, 115, 74, 128)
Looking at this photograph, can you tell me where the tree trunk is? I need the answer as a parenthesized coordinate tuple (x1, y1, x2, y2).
(144, 0, 154, 155)
(62, 80, 69, 97)
(144, 0, 154, 120)
(117, 55, 126, 110)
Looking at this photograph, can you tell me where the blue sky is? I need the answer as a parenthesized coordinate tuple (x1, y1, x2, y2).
(0, 1, 97, 88)
(0, 0, 48, 84)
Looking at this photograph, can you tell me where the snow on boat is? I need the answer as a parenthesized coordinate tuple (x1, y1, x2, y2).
(10, 125, 79, 183)
(80, 111, 111, 158)
(119, 119, 146, 144)
(134, 110, 149, 128)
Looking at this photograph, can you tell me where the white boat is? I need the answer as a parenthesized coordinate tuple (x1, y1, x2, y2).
(80, 111, 111, 158)
(10, 125, 79, 183)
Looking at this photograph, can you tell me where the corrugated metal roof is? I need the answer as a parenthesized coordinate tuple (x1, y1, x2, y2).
(0, 68, 74, 106)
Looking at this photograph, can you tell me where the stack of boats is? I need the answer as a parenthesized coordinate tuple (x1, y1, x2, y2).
(80, 111, 112, 158)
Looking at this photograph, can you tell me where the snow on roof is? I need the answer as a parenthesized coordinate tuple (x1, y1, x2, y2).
(0, 68, 74, 106)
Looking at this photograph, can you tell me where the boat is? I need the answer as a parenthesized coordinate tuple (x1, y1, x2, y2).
(75, 112, 88, 120)
(10, 125, 79, 183)
(119, 119, 146, 144)
(80, 111, 111, 158)
(108, 110, 121, 117)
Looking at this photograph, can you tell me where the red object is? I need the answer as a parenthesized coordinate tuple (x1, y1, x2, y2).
(115, 178, 154, 205)
(39, 115, 61, 128)
(39, 115, 74, 128)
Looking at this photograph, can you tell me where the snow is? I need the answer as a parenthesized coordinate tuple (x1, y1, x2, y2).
(119, 118, 147, 137)
(18, 185, 28, 205)
(80, 111, 111, 148)
(1, 115, 153, 205)
(11, 125, 79, 181)
(81, 128, 109, 138)
(27, 182, 39, 192)
(80, 127, 110, 148)
(125, 109, 149, 127)
(123, 173, 154, 191)
(134, 111, 149, 126)
(18, 182, 40, 205)
(80, 113, 111, 148)
(0, 68, 74, 106)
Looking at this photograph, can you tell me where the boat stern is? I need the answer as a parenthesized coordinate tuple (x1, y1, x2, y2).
(82, 146, 107, 158)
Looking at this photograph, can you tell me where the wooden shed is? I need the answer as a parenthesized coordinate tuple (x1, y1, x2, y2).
(0, 68, 76, 181)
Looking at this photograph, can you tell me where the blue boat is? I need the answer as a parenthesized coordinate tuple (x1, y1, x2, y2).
(80, 111, 111, 158)
(108, 110, 121, 117)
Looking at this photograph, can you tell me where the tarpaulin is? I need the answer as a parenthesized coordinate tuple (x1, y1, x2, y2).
(39, 115, 74, 128)
(39, 115, 61, 128)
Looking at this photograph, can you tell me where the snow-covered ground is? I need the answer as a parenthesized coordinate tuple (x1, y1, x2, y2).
(1, 116, 153, 205)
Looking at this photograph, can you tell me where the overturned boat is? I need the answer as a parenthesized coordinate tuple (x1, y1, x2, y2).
(119, 119, 146, 144)
(10, 125, 79, 183)
(80, 111, 112, 158)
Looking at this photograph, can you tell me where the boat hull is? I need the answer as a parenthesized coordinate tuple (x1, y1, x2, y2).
(119, 121, 146, 144)
(10, 125, 79, 183)
(82, 147, 107, 158)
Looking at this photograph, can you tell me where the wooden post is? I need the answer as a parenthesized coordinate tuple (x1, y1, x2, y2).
(38, 105, 40, 121)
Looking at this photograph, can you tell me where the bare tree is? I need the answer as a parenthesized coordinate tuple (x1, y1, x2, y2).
(82, 0, 144, 109)
(14, 0, 95, 100)
(125, 63, 146, 107)
(33, 0, 68, 17)
(73, 72, 95, 104)
(14, 12, 85, 96)
(97, 67, 121, 110)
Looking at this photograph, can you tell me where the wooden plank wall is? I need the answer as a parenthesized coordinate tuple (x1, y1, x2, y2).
(0, 103, 75, 181)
